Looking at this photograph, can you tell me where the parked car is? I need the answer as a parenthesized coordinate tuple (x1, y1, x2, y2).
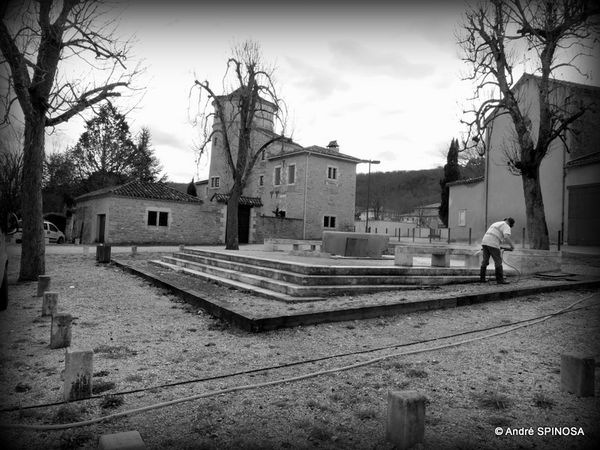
(13, 220, 65, 244)
(1, 229, 8, 311)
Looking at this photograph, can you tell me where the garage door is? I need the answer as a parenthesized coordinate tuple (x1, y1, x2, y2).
(568, 183, 600, 245)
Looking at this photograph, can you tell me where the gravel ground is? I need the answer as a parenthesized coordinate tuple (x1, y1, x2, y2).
(0, 250, 599, 449)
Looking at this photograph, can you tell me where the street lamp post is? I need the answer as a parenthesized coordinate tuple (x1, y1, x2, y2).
(363, 159, 380, 233)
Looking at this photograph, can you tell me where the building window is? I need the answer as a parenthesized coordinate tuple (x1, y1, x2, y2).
(458, 209, 466, 227)
(274, 166, 282, 186)
(288, 164, 296, 184)
(210, 176, 220, 188)
(259, 175, 264, 186)
(327, 166, 338, 180)
(158, 211, 169, 227)
(147, 210, 169, 227)
(323, 215, 336, 228)
(147, 211, 157, 226)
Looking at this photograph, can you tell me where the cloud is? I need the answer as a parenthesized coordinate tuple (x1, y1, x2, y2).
(380, 131, 411, 142)
(150, 128, 189, 150)
(283, 56, 350, 99)
(329, 40, 435, 79)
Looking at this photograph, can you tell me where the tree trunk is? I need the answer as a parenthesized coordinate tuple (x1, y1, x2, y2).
(225, 184, 242, 250)
(19, 116, 46, 281)
(521, 168, 549, 250)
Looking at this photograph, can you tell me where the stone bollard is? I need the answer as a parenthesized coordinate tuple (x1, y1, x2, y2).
(386, 390, 426, 449)
(63, 348, 93, 401)
(98, 431, 146, 450)
(131, 245, 138, 256)
(96, 245, 112, 263)
(83, 245, 89, 256)
(36, 275, 51, 297)
(50, 313, 73, 349)
(178, 244, 185, 252)
(561, 354, 595, 397)
(42, 292, 59, 317)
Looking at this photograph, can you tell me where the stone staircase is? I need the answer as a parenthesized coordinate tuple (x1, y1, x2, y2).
(149, 248, 484, 302)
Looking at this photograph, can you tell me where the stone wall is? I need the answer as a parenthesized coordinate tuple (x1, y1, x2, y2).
(255, 216, 304, 242)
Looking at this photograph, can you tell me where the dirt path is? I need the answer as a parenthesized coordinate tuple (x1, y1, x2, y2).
(0, 253, 599, 449)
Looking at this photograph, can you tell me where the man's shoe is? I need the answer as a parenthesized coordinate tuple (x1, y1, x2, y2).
(495, 267, 509, 284)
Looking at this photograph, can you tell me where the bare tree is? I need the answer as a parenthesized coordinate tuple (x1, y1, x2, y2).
(0, 128, 23, 233)
(458, 0, 599, 249)
(0, 0, 140, 280)
(192, 41, 289, 250)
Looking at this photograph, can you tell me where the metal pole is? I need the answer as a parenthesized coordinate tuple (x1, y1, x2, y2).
(447, 228, 451, 244)
(522, 227, 526, 248)
(468, 228, 472, 245)
(412, 228, 415, 242)
(557, 230, 561, 251)
(365, 161, 372, 234)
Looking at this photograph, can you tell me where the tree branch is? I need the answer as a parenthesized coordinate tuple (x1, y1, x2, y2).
(45, 81, 128, 126)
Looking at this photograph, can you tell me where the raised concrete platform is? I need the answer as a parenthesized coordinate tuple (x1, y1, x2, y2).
(147, 248, 490, 301)
(113, 249, 600, 332)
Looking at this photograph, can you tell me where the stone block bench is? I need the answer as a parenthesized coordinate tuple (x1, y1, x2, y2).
(322, 231, 390, 258)
(394, 244, 481, 268)
(264, 238, 322, 253)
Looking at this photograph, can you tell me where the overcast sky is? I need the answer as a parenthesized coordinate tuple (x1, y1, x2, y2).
(39, 0, 600, 182)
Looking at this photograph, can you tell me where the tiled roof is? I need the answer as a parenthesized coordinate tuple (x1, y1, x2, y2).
(566, 151, 600, 168)
(269, 145, 363, 164)
(76, 180, 203, 203)
(446, 176, 485, 187)
(211, 193, 263, 207)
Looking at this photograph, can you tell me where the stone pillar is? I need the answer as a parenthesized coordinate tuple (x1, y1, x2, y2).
(42, 292, 58, 317)
(395, 250, 414, 267)
(96, 245, 112, 263)
(36, 275, 51, 297)
(561, 354, 595, 397)
(131, 246, 138, 256)
(98, 431, 146, 450)
(431, 253, 450, 267)
(50, 313, 72, 349)
(178, 244, 185, 252)
(386, 390, 426, 449)
(83, 245, 89, 256)
(63, 348, 93, 401)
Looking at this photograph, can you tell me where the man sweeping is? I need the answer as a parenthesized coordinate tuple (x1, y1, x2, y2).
(480, 217, 515, 284)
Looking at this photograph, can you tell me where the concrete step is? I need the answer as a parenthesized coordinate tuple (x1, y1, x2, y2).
(158, 257, 443, 298)
(177, 249, 482, 277)
(166, 254, 482, 288)
(169, 253, 477, 286)
(149, 260, 322, 302)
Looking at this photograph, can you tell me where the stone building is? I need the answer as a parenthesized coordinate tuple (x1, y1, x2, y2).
(449, 74, 600, 245)
(73, 180, 222, 245)
(204, 90, 362, 242)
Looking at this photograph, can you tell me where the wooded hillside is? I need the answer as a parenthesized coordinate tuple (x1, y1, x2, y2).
(356, 163, 483, 215)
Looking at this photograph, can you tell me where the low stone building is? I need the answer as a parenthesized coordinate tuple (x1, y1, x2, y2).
(73, 180, 223, 245)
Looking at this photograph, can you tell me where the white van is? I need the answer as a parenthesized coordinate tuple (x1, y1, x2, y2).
(13, 220, 65, 244)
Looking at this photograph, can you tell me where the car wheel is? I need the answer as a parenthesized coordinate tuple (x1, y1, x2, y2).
(0, 265, 8, 311)
(57, 237, 64, 244)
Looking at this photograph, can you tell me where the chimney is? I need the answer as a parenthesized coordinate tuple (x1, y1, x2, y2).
(326, 140, 339, 152)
